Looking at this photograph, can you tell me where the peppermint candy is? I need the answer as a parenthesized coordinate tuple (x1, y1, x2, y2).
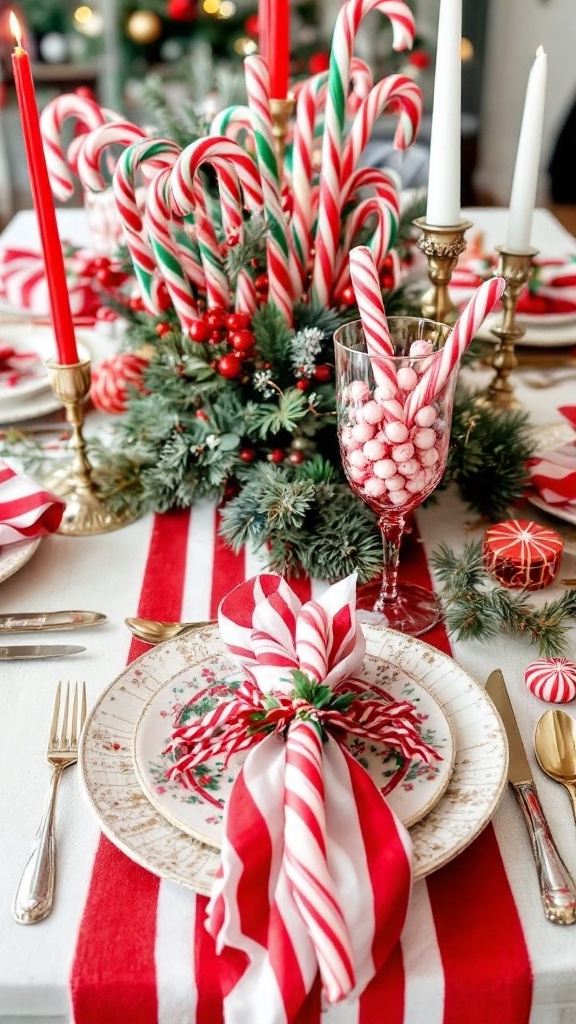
(525, 658, 576, 703)
(90, 353, 149, 414)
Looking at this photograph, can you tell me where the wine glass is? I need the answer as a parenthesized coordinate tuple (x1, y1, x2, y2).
(334, 317, 457, 636)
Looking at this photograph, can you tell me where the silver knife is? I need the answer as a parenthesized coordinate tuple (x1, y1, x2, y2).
(0, 645, 86, 660)
(486, 669, 576, 925)
(0, 611, 106, 633)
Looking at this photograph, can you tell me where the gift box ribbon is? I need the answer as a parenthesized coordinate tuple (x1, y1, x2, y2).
(166, 573, 439, 1020)
(0, 460, 65, 544)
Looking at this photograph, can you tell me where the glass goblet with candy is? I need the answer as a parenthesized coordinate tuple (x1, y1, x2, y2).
(334, 317, 457, 636)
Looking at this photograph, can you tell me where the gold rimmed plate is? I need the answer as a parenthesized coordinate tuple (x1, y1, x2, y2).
(79, 624, 508, 895)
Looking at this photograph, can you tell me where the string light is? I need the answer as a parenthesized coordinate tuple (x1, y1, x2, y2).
(219, 0, 236, 16)
(203, 0, 220, 12)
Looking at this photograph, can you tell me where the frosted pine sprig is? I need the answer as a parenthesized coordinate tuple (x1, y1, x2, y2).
(290, 327, 325, 377)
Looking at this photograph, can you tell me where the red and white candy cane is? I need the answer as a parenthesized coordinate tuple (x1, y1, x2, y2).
(341, 74, 423, 183)
(333, 192, 400, 296)
(77, 120, 148, 193)
(311, 0, 416, 306)
(290, 71, 327, 291)
(146, 167, 202, 327)
(349, 245, 399, 399)
(405, 276, 507, 424)
(284, 719, 356, 1003)
(114, 137, 181, 315)
(244, 55, 296, 320)
(39, 93, 108, 201)
(341, 165, 401, 208)
(347, 57, 374, 114)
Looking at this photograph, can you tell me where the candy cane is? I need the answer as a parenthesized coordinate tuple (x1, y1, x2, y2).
(170, 137, 263, 313)
(114, 137, 182, 315)
(347, 57, 375, 114)
(40, 93, 107, 200)
(77, 121, 149, 192)
(146, 167, 202, 326)
(333, 192, 400, 296)
(349, 245, 399, 397)
(244, 55, 295, 322)
(290, 71, 327, 291)
(404, 276, 507, 424)
(340, 165, 400, 207)
(312, 0, 416, 306)
(341, 74, 422, 182)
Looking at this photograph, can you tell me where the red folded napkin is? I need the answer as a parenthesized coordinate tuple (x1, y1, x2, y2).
(165, 573, 440, 1022)
(529, 444, 576, 505)
(0, 461, 65, 543)
(559, 405, 576, 431)
(452, 249, 576, 316)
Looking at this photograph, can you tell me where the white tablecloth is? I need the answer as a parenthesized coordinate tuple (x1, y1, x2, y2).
(0, 208, 575, 1023)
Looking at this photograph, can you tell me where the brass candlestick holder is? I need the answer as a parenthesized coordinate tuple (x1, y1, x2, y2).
(414, 217, 473, 324)
(270, 96, 295, 174)
(477, 245, 538, 411)
(46, 359, 138, 535)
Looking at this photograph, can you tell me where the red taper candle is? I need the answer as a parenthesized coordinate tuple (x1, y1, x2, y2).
(268, 0, 290, 99)
(10, 13, 79, 365)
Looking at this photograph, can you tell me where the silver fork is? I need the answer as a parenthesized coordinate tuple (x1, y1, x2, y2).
(12, 682, 87, 924)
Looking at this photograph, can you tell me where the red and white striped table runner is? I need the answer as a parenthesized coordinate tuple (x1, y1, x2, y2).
(70, 507, 533, 1024)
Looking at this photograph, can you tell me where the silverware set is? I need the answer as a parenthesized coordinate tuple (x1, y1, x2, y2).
(0, 610, 106, 659)
(487, 669, 576, 926)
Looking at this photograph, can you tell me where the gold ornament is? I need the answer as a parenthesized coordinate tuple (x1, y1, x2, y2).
(126, 10, 162, 44)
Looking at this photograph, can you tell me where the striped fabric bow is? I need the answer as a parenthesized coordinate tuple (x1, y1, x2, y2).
(0, 461, 65, 544)
(166, 573, 439, 1024)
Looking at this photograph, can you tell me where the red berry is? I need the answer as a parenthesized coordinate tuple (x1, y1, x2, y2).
(195, 409, 209, 421)
(217, 353, 243, 379)
(211, 330, 225, 344)
(155, 321, 172, 338)
(227, 231, 240, 247)
(296, 379, 310, 391)
(188, 321, 211, 343)
(226, 312, 251, 331)
(156, 284, 172, 311)
(380, 272, 394, 290)
(204, 309, 226, 329)
(229, 329, 256, 353)
(255, 273, 269, 292)
(288, 450, 305, 465)
(128, 294, 145, 312)
(267, 448, 285, 463)
(312, 364, 332, 383)
(339, 285, 355, 306)
(239, 448, 256, 463)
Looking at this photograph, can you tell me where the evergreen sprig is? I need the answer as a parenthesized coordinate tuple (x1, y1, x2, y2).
(430, 540, 576, 656)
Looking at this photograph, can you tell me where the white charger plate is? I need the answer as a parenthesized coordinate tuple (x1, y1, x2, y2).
(528, 494, 576, 527)
(132, 652, 456, 846)
(477, 312, 576, 348)
(79, 624, 508, 895)
(0, 537, 41, 584)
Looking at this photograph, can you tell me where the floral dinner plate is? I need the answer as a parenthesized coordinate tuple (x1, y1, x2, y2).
(132, 652, 455, 846)
(79, 624, 508, 895)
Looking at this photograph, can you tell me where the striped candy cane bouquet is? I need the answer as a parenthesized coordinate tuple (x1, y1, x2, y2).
(164, 572, 440, 1020)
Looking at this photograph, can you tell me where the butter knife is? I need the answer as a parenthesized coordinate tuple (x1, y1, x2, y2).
(486, 669, 576, 925)
(0, 611, 106, 633)
(0, 645, 86, 660)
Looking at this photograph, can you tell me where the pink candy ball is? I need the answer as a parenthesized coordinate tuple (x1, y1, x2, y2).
(397, 366, 418, 391)
(397, 458, 419, 477)
(348, 380, 370, 402)
(413, 427, 436, 450)
(389, 489, 410, 506)
(414, 405, 436, 428)
(348, 449, 368, 469)
(385, 421, 409, 444)
(348, 466, 367, 484)
(386, 474, 405, 492)
(419, 447, 440, 467)
(362, 400, 385, 425)
(363, 476, 388, 499)
(363, 438, 388, 461)
(373, 459, 396, 480)
(374, 383, 396, 403)
(391, 442, 415, 463)
(409, 340, 433, 357)
(351, 422, 374, 443)
(405, 473, 427, 494)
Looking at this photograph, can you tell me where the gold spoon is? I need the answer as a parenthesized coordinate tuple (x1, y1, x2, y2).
(125, 616, 216, 645)
(535, 709, 576, 823)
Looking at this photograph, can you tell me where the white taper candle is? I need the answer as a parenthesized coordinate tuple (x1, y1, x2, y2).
(426, 0, 462, 227)
(506, 46, 547, 252)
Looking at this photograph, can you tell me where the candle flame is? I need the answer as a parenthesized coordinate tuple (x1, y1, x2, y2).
(536, 44, 546, 58)
(9, 11, 22, 48)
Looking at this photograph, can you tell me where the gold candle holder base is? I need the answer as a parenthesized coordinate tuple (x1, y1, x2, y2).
(414, 217, 473, 324)
(46, 359, 139, 535)
(475, 245, 538, 412)
(270, 96, 295, 174)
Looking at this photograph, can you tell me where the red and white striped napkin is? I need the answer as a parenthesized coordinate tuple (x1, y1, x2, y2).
(0, 460, 65, 544)
(166, 573, 440, 1023)
(0, 247, 101, 317)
